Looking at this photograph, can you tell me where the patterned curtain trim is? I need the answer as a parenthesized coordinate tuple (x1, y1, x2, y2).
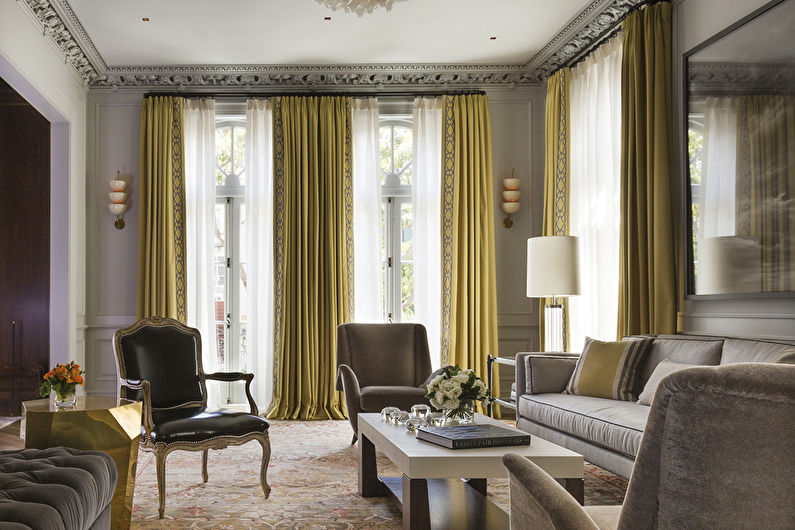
(271, 97, 286, 400)
(343, 104, 355, 320)
(553, 70, 569, 237)
(439, 96, 456, 366)
(171, 97, 187, 322)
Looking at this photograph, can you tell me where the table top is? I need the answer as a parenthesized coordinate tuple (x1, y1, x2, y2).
(22, 396, 132, 413)
(358, 413, 583, 480)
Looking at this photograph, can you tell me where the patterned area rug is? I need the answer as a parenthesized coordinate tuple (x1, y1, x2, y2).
(131, 419, 626, 528)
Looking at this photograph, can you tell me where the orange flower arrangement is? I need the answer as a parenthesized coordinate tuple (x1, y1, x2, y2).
(40, 361, 85, 402)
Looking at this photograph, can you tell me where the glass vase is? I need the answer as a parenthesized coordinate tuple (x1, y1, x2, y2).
(443, 400, 475, 425)
(54, 390, 77, 409)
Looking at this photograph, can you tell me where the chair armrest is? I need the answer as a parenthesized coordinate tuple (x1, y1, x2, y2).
(119, 378, 153, 439)
(515, 352, 579, 397)
(203, 372, 258, 416)
(502, 453, 599, 529)
(337, 364, 362, 424)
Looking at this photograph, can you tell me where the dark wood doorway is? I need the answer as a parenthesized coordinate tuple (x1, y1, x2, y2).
(0, 76, 50, 415)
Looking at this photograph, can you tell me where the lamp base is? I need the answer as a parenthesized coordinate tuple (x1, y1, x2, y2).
(544, 304, 563, 352)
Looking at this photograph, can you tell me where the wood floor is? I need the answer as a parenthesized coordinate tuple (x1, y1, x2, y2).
(0, 420, 24, 450)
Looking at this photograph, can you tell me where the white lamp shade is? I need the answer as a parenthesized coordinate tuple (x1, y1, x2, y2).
(527, 236, 581, 297)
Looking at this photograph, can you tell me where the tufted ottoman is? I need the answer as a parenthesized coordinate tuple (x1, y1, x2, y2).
(0, 447, 117, 529)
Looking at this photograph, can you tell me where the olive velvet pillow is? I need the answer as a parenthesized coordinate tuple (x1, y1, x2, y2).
(565, 337, 653, 401)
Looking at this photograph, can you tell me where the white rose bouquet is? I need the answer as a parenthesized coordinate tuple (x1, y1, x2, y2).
(425, 365, 490, 424)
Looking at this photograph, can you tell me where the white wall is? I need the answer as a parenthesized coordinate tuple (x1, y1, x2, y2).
(85, 90, 145, 394)
(0, 1, 88, 369)
(674, 0, 795, 339)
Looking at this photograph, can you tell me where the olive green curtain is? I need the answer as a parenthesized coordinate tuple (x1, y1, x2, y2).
(617, 2, 676, 337)
(540, 68, 572, 351)
(736, 95, 795, 292)
(137, 96, 187, 321)
(267, 96, 353, 420)
(440, 94, 499, 405)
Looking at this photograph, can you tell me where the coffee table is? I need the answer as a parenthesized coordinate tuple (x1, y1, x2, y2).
(358, 412, 584, 529)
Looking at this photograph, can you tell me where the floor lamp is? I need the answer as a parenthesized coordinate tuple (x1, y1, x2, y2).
(526, 236, 580, 352)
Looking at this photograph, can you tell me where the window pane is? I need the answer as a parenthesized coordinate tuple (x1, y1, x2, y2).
(233, 126, 246, 185)
(400, 201, 414, 321)
(214, 203, 227, 368)
(239, 203, 248, 372)
(393, 126, 413, 185)
(401, 263, 414, 321)
(379, 126, 392, 183)
(215, 126, 232, 185)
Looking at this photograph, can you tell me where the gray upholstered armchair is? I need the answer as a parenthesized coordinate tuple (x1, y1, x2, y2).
(336, 323, 435, 444)
(503, 362, 795, 529)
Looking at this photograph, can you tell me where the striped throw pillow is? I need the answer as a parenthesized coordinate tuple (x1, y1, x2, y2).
(565, 337, 654, 401)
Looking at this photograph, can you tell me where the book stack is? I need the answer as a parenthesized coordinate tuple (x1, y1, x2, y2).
(417, 424, 531, 449)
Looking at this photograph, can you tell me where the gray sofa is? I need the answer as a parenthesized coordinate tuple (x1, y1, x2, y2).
(515, 334, 795, 478)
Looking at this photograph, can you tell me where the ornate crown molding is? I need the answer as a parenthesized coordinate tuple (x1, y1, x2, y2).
(18, 0, 98, 84)
(92, 64, 534, 89)
(524, 0, 643, 82)
(688, 62, 795, 94)
(18, 0, 647, 89)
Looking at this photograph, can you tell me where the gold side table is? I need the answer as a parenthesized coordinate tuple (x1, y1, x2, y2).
(22, 396, 143, 530)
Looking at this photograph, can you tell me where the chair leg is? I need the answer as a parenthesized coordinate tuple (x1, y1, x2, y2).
(155, 448, 167, 519)
(202, 449, 209, 483)
(258, 434, 272, 499)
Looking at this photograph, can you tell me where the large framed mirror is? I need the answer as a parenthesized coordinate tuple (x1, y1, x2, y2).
(685, 0, 794, 296)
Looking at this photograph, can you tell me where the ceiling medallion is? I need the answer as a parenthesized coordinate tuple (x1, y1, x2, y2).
(314, 0, 408, 16)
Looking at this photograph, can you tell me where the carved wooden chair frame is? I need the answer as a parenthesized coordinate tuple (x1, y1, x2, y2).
(113, 316, 271, 519)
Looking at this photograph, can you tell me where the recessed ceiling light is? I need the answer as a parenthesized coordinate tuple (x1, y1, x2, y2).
(490, 36, 497, 40)
(142, 17, 150, 22)
(324, 16, 332, 21)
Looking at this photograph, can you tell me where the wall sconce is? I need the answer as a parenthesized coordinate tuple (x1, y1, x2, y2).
(108, 171, 127, 229)
(501, 169, 520, 228)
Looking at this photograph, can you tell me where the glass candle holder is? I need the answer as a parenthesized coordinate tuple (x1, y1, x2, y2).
(405, 417, 425, 434)
(410, 404, 431, 418)
(381, 406, 400, 422)
(389, 410, 410, 425)
(425, 412, 445, 427)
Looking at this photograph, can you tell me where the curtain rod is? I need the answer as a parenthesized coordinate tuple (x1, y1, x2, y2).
(551, 0, 670, 77)
(142, 89, 486, 99)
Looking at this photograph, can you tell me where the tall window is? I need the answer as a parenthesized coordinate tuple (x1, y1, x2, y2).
(214, 119, 248, 393)
(379, 120, 414, 322)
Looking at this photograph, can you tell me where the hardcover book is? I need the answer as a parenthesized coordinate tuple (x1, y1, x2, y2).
(416, 424, 531, 449)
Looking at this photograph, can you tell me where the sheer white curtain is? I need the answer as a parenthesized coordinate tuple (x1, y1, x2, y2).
(699, 96, 738, 239)
(412, 97, 443, 368)
(352, 98, 383, 322)
(245, 99, 274, 410)
(569, 36, 623, 351)
(184, 98, 220, 406)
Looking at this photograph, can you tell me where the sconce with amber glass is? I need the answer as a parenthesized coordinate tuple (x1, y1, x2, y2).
(109, 171, 127, 229)
(501, 169, 520, 228)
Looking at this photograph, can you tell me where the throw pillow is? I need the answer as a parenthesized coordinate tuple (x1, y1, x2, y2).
(637, 360, 694, 406)
(565, 337, 653, 401)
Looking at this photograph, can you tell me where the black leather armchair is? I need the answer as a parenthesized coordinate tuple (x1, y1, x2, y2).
(113, 316, 271, 519)
(336, 323, 436, 444)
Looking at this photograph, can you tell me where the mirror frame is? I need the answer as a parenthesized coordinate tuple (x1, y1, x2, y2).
(683, 0, 793, 299)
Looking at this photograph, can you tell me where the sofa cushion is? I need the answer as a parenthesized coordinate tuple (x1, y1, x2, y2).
(359, 386, 428, 412)
(566, 337, 653, 400)
(518, 393, 649, 457)
(637, 360, 694, 406)
(720, 338, 795, 365)
(0, 447, 117, 530)
(638, 335, 724, 384)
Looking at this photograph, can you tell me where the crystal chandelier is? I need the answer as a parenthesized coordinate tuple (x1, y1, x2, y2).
(315, 0, 408, 17)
